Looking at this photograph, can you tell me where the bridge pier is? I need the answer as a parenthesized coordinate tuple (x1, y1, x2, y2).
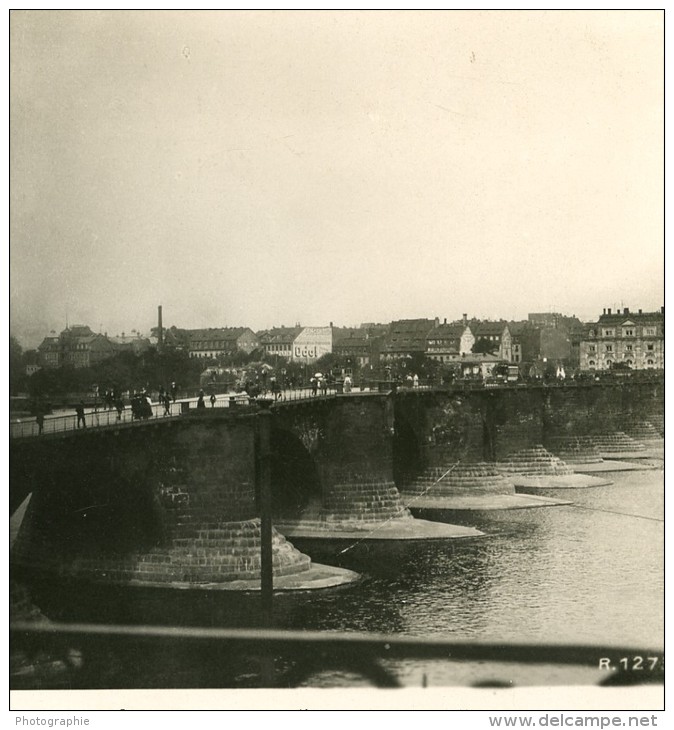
(541, 385, 660, 472)
(396, 391, 571, 514)
(273, 395, 483, 542)
(11, 414, 358, 593)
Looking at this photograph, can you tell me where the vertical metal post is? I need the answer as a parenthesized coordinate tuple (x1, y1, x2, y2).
(256, 405, 275, 687)
(257, 406, 273, 622)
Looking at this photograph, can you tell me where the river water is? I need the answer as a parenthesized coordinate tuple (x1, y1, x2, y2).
(20, 458, 663, 689)
(278, 459, 664, 687)
(291, 463, 664, 647)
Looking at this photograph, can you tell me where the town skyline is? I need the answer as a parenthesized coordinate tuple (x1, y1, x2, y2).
(10, 11, 663, 350)
(14, 301, 664, 351)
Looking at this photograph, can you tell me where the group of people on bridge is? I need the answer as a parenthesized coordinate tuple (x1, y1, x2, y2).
(196, 390, 219, 409)
(99, 388, 127, 421)
(309, 376, 330, 397)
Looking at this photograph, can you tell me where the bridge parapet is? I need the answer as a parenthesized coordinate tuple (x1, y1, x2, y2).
(394, 380, 663, 468)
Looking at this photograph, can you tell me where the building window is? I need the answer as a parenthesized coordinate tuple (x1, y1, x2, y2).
(626, 345, 633, 351)
(623, 329, 634, 337)
(645, 327, 656, 336)
(647, 344, 654, 351)
(647, 359, 654, 366)
(606, 360, 612, 367)
(626, 360, 633, 366)
(589, 345, 595, 352)
(605, 345, 612, 352)
(588, 360, 596, 368)
(603, 329, 613, 337)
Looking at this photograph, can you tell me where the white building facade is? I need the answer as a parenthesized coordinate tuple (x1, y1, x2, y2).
(292, 327, 333, 363)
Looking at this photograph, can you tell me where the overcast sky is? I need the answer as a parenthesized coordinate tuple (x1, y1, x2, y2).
(10, 10, 664, 348)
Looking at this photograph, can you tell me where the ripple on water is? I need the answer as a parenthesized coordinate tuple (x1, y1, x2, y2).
(17, 465, 663, 688)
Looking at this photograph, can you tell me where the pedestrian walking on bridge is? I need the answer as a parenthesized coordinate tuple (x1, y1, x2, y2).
(76, 401, 86, 428)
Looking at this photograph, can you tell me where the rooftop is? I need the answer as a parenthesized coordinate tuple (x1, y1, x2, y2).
(473, 321, 508, 336)
(187, 327, 252, 342)
(595, 308, 664, 325)
(426, 323, 465, 338)
(258, 327, 302, 344)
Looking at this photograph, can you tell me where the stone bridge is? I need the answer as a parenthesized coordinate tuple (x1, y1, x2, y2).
(10, 380, 663, 591)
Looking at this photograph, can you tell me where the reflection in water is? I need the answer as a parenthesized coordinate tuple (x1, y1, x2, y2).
(17, 461, 663, 687)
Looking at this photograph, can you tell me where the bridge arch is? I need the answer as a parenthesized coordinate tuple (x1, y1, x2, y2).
(270, 426, 322, 520)
(392, 413, 422, 488)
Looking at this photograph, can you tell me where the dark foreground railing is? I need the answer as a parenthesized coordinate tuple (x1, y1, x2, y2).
(10, 621, 664, 690)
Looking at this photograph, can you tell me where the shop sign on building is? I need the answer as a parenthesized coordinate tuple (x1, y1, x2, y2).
(292, 327, 333, 363)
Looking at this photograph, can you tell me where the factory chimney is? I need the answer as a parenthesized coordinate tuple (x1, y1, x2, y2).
(158, 305, 164, 349)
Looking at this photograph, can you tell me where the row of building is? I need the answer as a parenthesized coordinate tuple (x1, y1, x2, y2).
(36, 306, 665, 372)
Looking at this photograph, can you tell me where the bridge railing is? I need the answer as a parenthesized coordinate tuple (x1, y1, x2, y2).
(9, 375, 663, 439)
(9, 408, 131, 438)
(9, 385, 366, 438)
(9, 394, 251, 439)
(272, 384, 337, 402)
(10, 620, 663, 690)
(186, 394, 251, 411)
(2, 380, 550, 439)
